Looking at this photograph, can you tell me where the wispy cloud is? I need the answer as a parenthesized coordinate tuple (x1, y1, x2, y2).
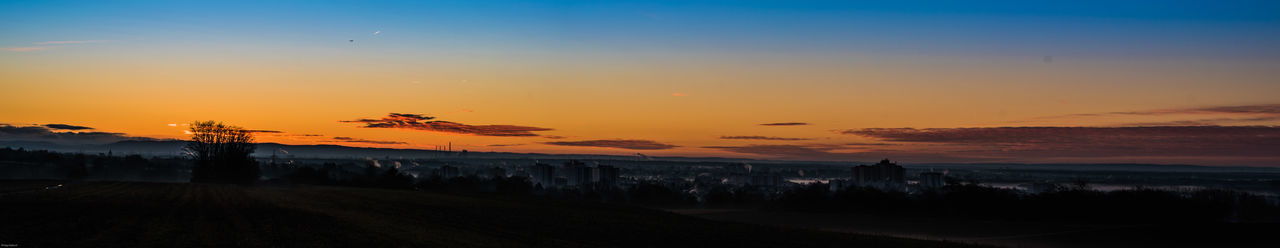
(702, 143, 998, 162)
(32, 40, 111, 45)
(1021, 103, 1280, 126)
(42, 124, 93, 130)
(703, 144, 850, 158)
(844, 142, 900, 147)
(545, 139, 679, 150)
(720, 136, 811, 141)
(703, 124, 1280, 164)
(1107, 104, 1280, 116)
(1124, 116, 1280, 126)
(5, 40, 112, 52)
(331, 136, 406, 145)
(760, 122, 809, 126)
(2, 47, 49, 52)
(342, 113, 552, 137)
(842, 126, 1280, 158)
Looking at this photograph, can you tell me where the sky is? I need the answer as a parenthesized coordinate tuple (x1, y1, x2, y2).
(2, 0, 1280, 166)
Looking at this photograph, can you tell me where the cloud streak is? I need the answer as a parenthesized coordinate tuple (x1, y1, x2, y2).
(702, 143, 993, 163)
(32, 40, 111, 45)
(759, 122, 809, 126)
(4, 40, 112, 52)
(843, 126, 1280, 157)
(2, 47, 49, 52)
(1024, 103, 1280, 126)
(545, 139, 679, 150)
(703, 144, 849, 158)
(1124, 116, 1280, 126)
(1105, 104, 1280, 116)
(331, 136, 406, 145)
(720, 136, 811, 141)
(342, 113, 552, 137)
(0, 124, 156, 144)
(42, 124, 93, 130)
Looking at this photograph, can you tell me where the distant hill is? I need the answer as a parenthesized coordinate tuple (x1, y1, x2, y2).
(3, 140, 1276, 173)
(0, 140, 188, 156)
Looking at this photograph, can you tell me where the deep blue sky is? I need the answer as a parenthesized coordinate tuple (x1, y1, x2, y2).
(4, 0, 1279, 58)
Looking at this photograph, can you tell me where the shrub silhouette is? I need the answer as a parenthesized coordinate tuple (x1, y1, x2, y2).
(185, 121, 259, 184)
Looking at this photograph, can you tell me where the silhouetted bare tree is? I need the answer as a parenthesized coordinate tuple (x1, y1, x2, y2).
(185, 121, 259, 184)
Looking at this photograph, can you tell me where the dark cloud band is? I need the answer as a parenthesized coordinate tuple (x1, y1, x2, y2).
(843, 126, 1280, 157)
(759, 122, 809, 126)
(42, 124, 93, 130)
(0, 124, 154, 144)
(342, 113, 552, 137)
(720, 136, 811, 141)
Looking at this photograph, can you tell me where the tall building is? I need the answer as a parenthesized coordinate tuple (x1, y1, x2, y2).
(919, 171, 944, 189)
(597, 165, 620, 186)
(530, 163, 555, 187)
(851, 159, 905, 185)
(564, 160, 596, 186)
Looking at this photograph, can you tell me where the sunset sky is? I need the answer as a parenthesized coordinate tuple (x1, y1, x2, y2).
(3, 1, 1279, 166)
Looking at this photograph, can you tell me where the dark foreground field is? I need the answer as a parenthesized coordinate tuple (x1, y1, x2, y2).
(0, 181, 976, 248)
(674, 209, 1280, 248)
